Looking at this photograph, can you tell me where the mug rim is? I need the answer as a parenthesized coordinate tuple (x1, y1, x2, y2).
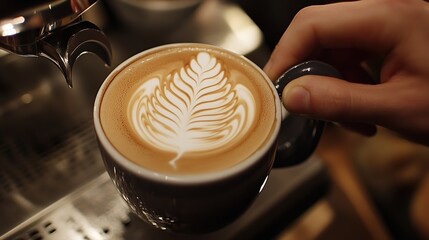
(93, 43, 282, 185)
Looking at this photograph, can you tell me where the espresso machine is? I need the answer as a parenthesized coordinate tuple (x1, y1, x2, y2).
(0, 1, 329, 239)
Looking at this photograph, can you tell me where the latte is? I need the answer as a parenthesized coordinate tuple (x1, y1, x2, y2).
(99, 44, 277, 175)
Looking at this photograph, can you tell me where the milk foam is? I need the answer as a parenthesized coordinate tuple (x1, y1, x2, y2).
(128, 52, 256, 167)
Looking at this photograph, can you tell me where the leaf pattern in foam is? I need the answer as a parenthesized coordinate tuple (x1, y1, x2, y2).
(128, 52, 255, 167)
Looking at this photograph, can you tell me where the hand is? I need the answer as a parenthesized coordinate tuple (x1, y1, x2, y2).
(264, 0, 429, 145)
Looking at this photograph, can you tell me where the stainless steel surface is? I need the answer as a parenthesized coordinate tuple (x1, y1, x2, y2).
(0, 0, 112, 87)
(0, 52, 108, 236)
(0, 0, 98, 36)
(0, 1, 328, 239)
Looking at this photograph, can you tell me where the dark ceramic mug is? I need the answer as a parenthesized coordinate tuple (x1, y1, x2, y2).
(93, 43, 340, 234)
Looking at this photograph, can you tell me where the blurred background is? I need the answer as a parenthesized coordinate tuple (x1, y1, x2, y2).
(1, 0, 428, 239)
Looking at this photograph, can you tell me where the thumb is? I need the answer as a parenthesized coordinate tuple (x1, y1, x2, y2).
(282, 75, 389, 125)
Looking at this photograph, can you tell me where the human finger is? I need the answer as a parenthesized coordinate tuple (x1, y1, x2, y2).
(264, 0, 401, 80)
(281, 75, 396, 125)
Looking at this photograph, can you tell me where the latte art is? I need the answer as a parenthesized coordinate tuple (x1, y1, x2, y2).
(128, 52, 255, 166)
(99, 44, 277, 175)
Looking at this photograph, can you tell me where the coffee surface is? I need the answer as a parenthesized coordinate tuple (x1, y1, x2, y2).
(99, 44, 277, 175)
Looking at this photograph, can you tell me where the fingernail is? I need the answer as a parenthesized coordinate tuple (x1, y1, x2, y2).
(282, 86, 310, 114)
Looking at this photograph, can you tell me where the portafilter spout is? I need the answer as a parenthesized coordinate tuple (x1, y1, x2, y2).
(0, 0, 112, 87)
(37, 20, 112, 88)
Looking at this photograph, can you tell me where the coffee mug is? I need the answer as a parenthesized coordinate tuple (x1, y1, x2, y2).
(93, 43, 340, 233)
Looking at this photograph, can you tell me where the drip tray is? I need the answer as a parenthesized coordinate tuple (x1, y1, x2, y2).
(2, 158, 328, 240)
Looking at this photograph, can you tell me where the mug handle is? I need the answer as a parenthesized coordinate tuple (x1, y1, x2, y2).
(273, 61, 342, 167)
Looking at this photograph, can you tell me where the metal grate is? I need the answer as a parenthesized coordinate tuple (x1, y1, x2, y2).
(3, 158, 328, 240)
(0, 50, 108, 236)
(0, 121, 100, 191)
(5, 174, 137, 240)
(0, 120, 105, 236)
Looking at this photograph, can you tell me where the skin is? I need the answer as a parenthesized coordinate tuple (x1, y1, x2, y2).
(263, 0, 429, 237)
(264, 0, 429, 146)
